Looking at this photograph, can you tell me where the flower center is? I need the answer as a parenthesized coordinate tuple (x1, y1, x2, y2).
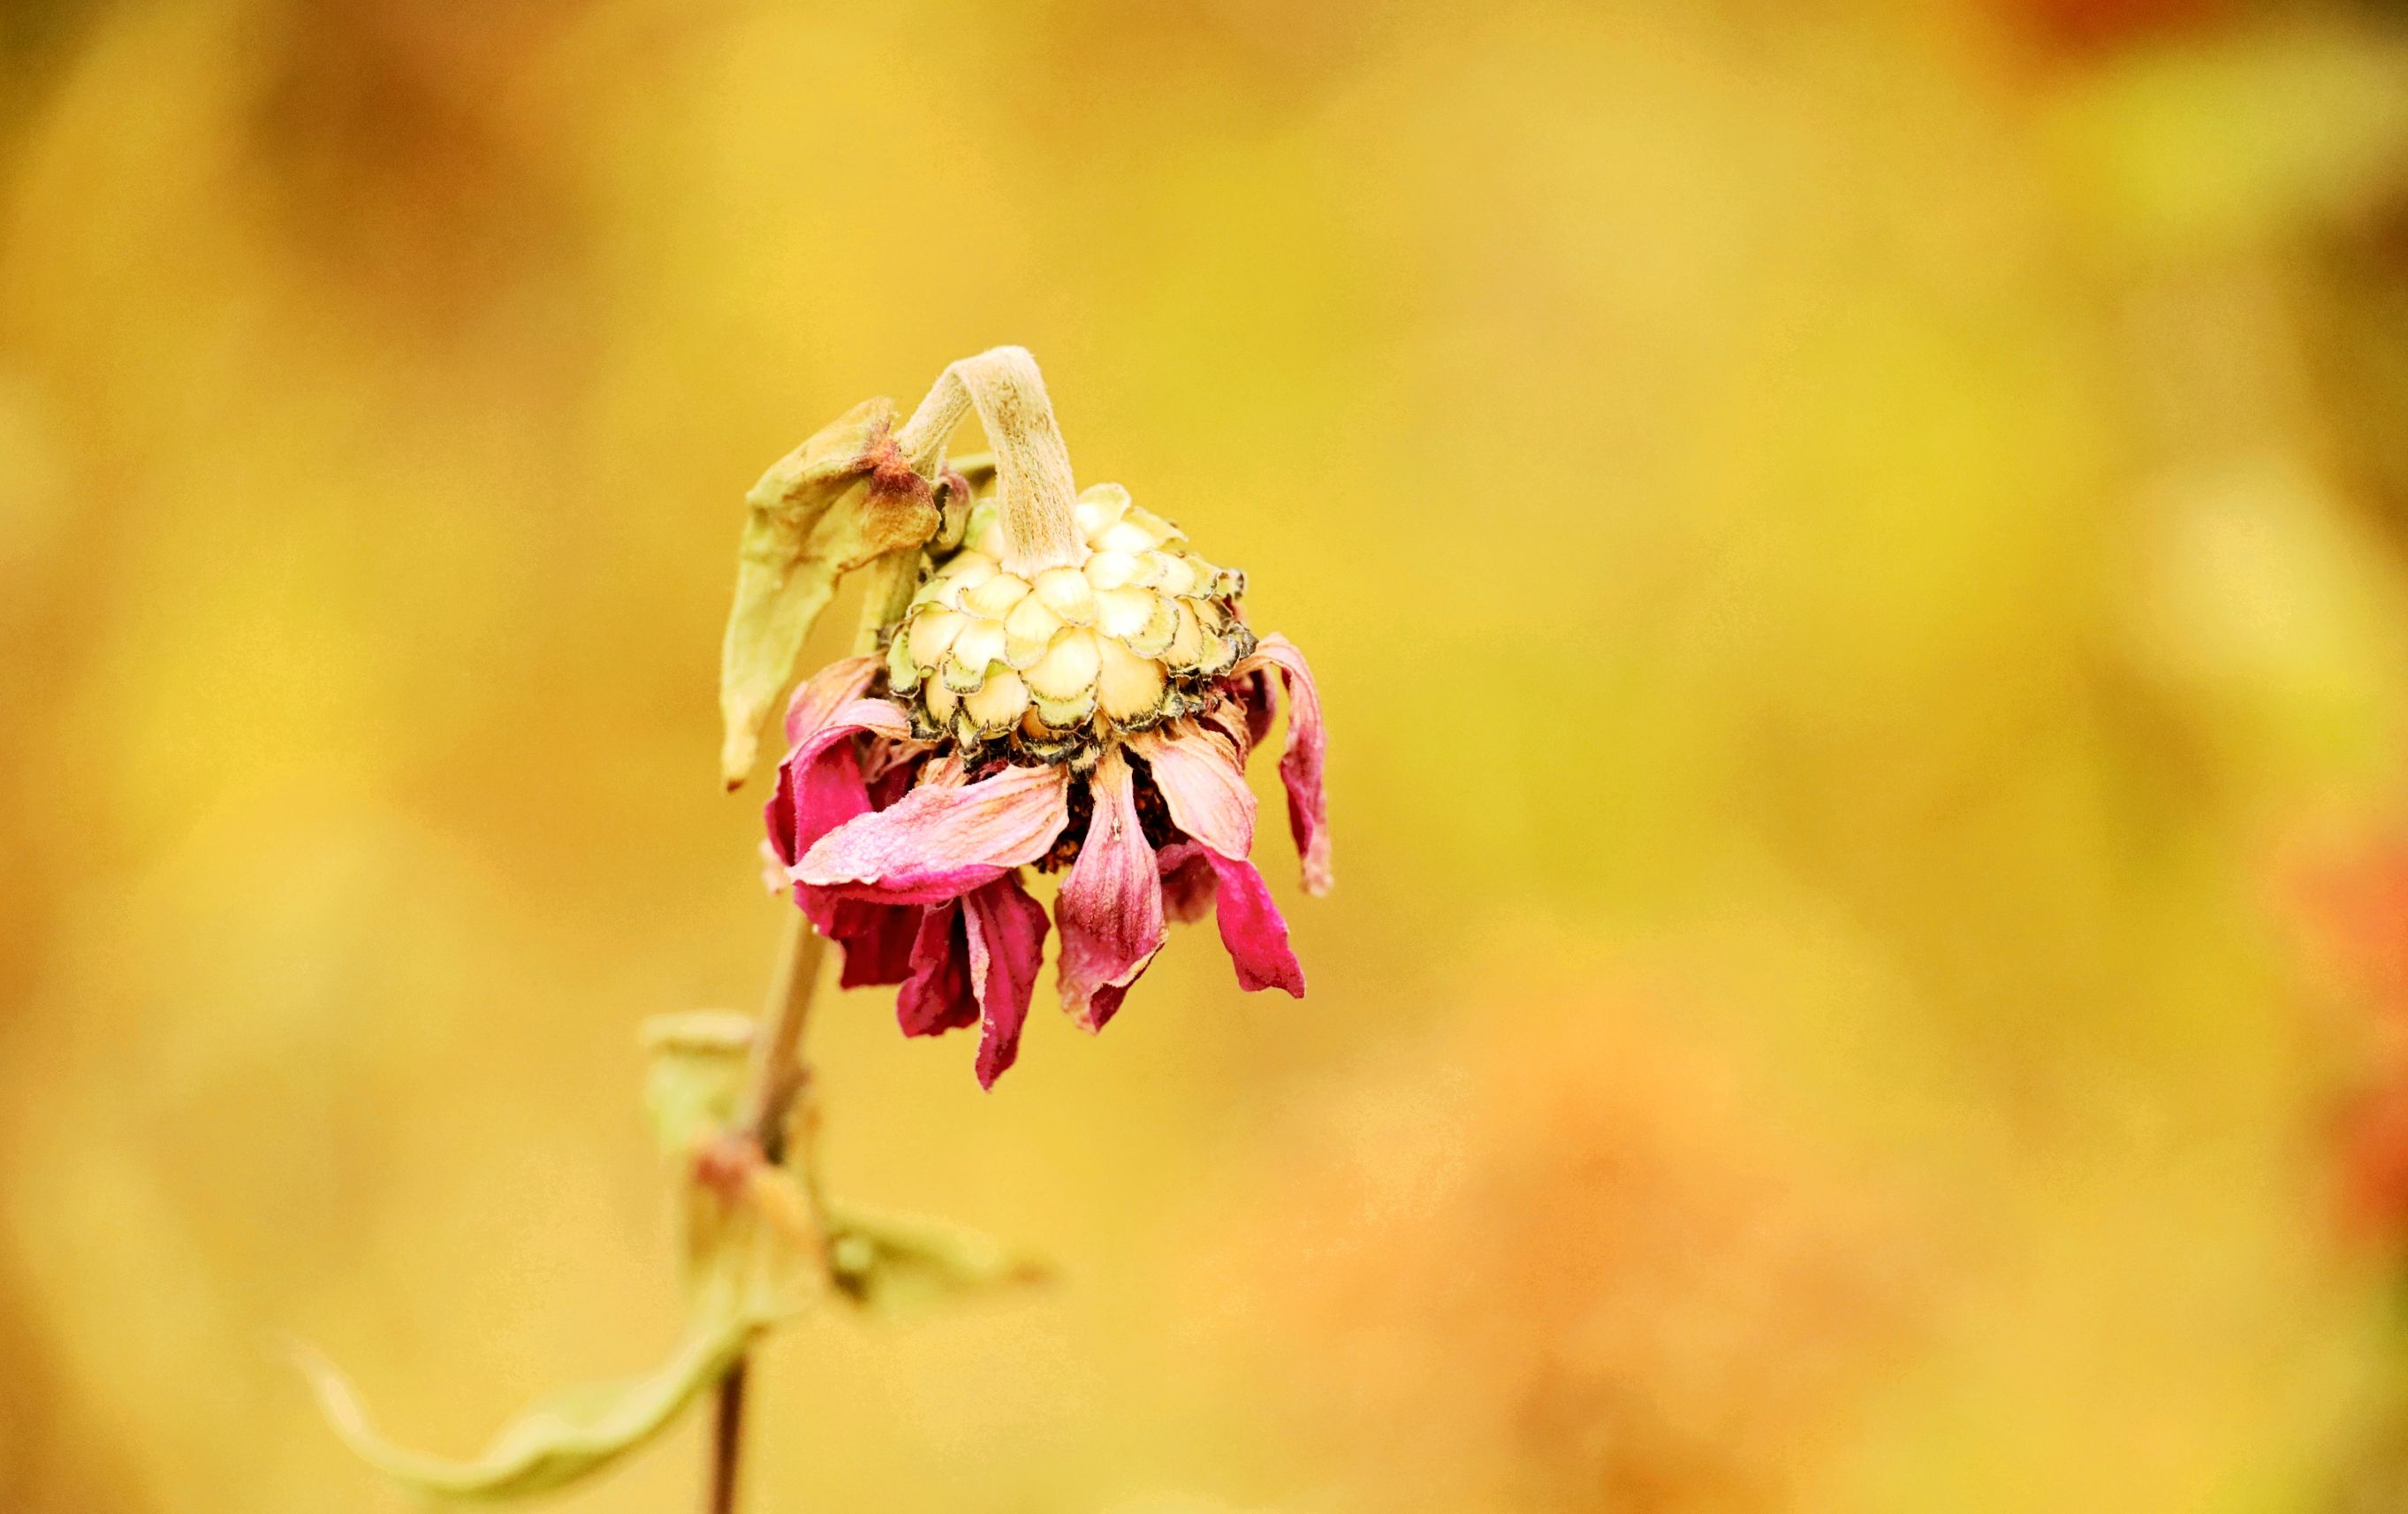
(885, 483, 1254, 765)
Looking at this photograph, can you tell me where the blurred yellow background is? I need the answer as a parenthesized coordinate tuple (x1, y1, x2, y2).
(12, 1, 2408, 1510)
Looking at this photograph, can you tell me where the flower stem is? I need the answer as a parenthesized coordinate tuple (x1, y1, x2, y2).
(705, 549, 919, 1513)
(706, 911, 825, 1514)
(707, 1358, 748, 1514)
(895, 346, 1082, 578)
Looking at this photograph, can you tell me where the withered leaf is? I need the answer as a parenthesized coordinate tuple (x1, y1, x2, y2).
(293, 1271, 786, 1503)
(824, 1200, 1052, 1318)
(718, 398, 940, 787)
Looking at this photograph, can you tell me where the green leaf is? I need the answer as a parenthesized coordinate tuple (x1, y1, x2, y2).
(293, 1272, 785, 1503)
(718, 398, 942, 788)
(637, 1009, 753, 1160)
(300, 1023, 818, 1503)
(824, 1200, 1052, 1318)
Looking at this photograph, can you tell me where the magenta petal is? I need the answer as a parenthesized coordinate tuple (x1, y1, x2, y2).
(896, 902, 977, 1037)
(766, 697, 915, 935)
(1056, 748, 1166, 1032)
(832, 898, 922, 988)
(769, 698, 915, 864)
(1156, 841, 1220, 924)
(1202, 850, 1305, 997)
(964, 874, 1051, 1088)
(1235, 634, 1331, 896)
(1130, 723, 1256, 861)
(795, 761, 1071, 906)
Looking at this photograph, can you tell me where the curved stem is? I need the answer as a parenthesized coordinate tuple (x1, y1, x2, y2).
(895, 346, 1082, 577)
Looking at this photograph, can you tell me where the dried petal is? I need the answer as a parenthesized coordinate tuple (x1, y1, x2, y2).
(964, 874, 1050, 1087)
(896, 902, 976, 1038)
(1234, 634, 1330, 895)
(1056, 748, 1166, 1031)
(794, 761, 1070, 905)
(1199, 847, 1306, 996)
(1158, 841, 1219, 924)
(1129, 722, 1256, 859)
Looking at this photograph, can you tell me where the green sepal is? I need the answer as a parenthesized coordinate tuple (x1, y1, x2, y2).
(637, 1009, 753, 1160)
(823, 1200, 1051, 1318)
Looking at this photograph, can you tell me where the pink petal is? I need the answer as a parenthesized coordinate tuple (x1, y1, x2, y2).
(964, 874, 1051, 1087)
(1233, 666, 1276, 752)
(1156, 841, 1220, 924)
(767, 698, 915, 866)
(1234, 634, 1331, 896)
(895, 902, 976, 1037)
(1055, 747, 1167, 1032)
(765, 697, 916, 937)
(783, 656, 881, 748)
(794, 761, 1071, 906)
(1198, 848, 1306, 997)
(1128, 722, 1256, 861)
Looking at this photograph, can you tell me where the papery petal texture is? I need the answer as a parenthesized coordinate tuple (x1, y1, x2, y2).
(795, 762, 1071, 906)
(831, 899, 921, 989)
(1156, 842, 1304, 997)
(768, 699, 915, 868)
(1157, 841, 1220, 924)
(1129, 722, 1255, 861)
(1054, 748, 1166, 1032)
(783, 655, 882, 749)
(895, 902, 977, 1038)
(964, 875, 1051, 1088)
(766, 696, 919, 969)
(1236, 634, 1330, 895)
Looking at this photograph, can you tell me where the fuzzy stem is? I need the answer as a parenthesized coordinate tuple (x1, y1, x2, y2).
(894, 346, 1082, 577)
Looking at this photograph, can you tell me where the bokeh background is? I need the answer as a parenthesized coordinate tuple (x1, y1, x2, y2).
(14, 1, 2408, 1510)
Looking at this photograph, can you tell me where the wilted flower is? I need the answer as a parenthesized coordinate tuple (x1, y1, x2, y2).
(762, 379, 1327, 1086)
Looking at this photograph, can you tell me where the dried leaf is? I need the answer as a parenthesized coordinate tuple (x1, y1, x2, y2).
(824, 1200, 1052, 1317)
(300, 1023, 817, 1503)
(718, 398, 940, 787)
(293, 1270, 786, 1503)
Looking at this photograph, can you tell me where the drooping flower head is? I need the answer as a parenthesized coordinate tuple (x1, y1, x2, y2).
(761, 351, 1327, 1086)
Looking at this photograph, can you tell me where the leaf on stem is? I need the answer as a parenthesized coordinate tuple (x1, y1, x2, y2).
(297, 1018, 816, 1503)
(292, 1271, 786, 1503)
(719, 398, 942, 788)
(638, 1009, 753, 1160)
(824, 1200, 1052, 1317)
